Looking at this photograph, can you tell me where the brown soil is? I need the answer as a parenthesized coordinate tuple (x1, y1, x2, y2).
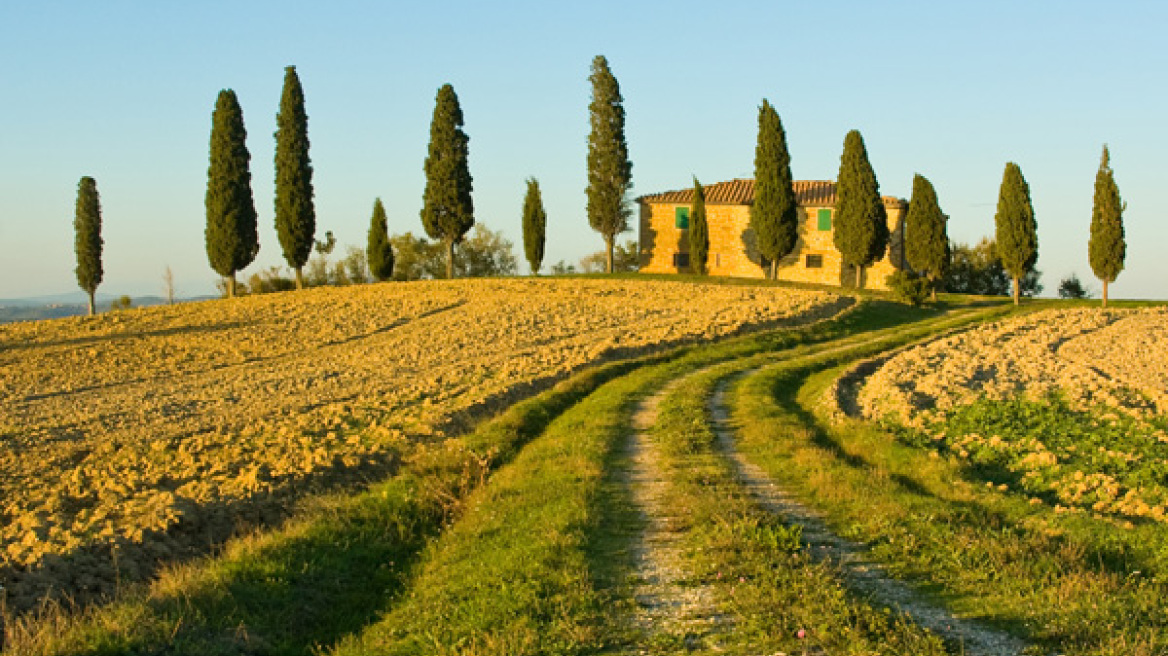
(0, 278, 844, 614)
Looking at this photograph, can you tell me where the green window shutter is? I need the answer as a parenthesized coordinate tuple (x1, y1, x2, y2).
(817, 208, 832, 231)
(675, 207, 689, 229)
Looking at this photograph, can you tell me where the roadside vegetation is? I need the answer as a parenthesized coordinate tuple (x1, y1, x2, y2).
(6, 282, 1165, 655)
(732, 331, 1168, 655)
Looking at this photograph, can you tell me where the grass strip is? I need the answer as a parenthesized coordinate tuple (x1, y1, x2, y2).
(3, 297, 998, 655)
(733, 346, 1168, 656)
(645, 364, 949, 655)
(326, 354, 672, 655)
(1, 354, 672, 656)
(327, 301, 1006, 655)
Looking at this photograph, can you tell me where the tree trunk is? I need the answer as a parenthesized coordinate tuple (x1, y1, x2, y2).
(856, 265, 865, 290)
(87, 291, 95, 316)
(227, 275, 236, 298)
(295, 267, 304, 290)
(770, 259, 777, 281)
(1102, 280, 1109, 308)
(446, 238, 456, 279)
(605, 235, 614, 274)
(1012, 275, 1020, 305)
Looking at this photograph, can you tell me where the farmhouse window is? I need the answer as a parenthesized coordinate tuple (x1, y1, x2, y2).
(817, 209, 832, 231)
(805, 254, 823, 268)
(673, 252, 690, 268)
(675, 207, 689, 229)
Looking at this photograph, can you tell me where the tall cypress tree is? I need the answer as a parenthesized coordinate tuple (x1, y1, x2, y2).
(904, 174, 948, 299)
(522, 177, 547, 275)
(73, 176, 103, 316)
(205, 89, 259, 298)
(750, 99, 798, 279)
(586, 55, 633, 273)
(689, 177, 709, 275)
(833, 130, 888, 288)
(1088, 145, 1126, 307)
(994, 162, 1038, 305)
(421, 83, 474, 279)
(367, 198, 394, 281)
(274, 65, 315, 289)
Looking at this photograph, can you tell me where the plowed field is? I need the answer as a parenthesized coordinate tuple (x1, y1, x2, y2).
(0, 278, 844, 611)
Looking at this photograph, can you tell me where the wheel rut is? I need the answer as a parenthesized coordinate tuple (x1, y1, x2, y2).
(709, 374, 1029, 656)
(618, 375, 732, 651)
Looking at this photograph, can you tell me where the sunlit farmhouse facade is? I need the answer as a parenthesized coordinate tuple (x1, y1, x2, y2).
(638, 179, 908, 289)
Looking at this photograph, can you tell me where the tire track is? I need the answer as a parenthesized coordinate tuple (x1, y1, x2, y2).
(709, 374, 1029, 656)
(618, 375, 732, 651)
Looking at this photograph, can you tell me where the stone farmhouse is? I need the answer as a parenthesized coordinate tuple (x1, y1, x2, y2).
(637, 179, 908, 290)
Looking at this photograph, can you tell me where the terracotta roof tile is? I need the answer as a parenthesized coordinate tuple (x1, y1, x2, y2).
(638, 178, 904, 208)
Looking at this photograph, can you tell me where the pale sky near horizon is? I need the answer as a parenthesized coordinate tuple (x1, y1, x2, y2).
(1, 0, 1165, 300)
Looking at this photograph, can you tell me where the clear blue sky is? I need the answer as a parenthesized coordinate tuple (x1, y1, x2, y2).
(1, 0, 1164, 299)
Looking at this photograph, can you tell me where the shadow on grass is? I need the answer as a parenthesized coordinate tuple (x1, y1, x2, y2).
(580, 417, 647, 653)
(758, 361, 1167, 646)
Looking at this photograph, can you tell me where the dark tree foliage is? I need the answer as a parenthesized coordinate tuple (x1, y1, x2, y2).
(274, 65, 316, 289)
(750, 99, 798, 279)
(1058, 273, 1091, 299)
(688, 177, 709, 275)
(586, 55, 633, 273)
(367, 198, 394, 281)
(456, 224, 518, 278)
(994, 162, 1038, 305)
(945, 238, 1042, 297)
(388, 226, 517, 281)
(73, 176, 103, 316)
(833, 130, 888, 289)
(1088, 145, 1126, 307)
(904, 174, 949, 298)
(205, 89, 259, 298)
(945, 238, 1009, 296)
(522, 178, 547, 274)
(389, 232, 445, 281)
(421, 84, 474, 279)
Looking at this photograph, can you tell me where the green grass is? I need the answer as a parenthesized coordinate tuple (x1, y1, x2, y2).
(326, 300, 991, 655)
(643, 363, 948, 655)
(1, 353, 675, 655)
(731, 348, 1168, 655)
(1, 295, 1008, 655)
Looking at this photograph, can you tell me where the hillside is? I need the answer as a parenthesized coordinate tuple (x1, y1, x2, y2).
(0, 277, 846, 613)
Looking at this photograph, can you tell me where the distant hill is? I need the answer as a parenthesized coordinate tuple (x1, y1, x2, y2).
(0, 293, 210, 323)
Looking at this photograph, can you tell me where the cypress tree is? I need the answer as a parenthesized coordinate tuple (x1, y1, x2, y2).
(73, 176, 103, 316)
(522, 177, 547, 274)
(750, 99, 798, 279)
(833, 130, 888, 288)
(994, 162, 1038, 305)
(586, 55, 633, 273)
(367, 198, 394, 281)
(904, 174, 948, 299)
(421, 83, 474, 279)
(274, 65, 315, 289)
(1088, 145, 1126, 307)
(689, 177, 709, 275)
(205, 89, 259, 297)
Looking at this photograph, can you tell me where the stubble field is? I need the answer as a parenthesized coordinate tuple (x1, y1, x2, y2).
(0, 277, 845, 612)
